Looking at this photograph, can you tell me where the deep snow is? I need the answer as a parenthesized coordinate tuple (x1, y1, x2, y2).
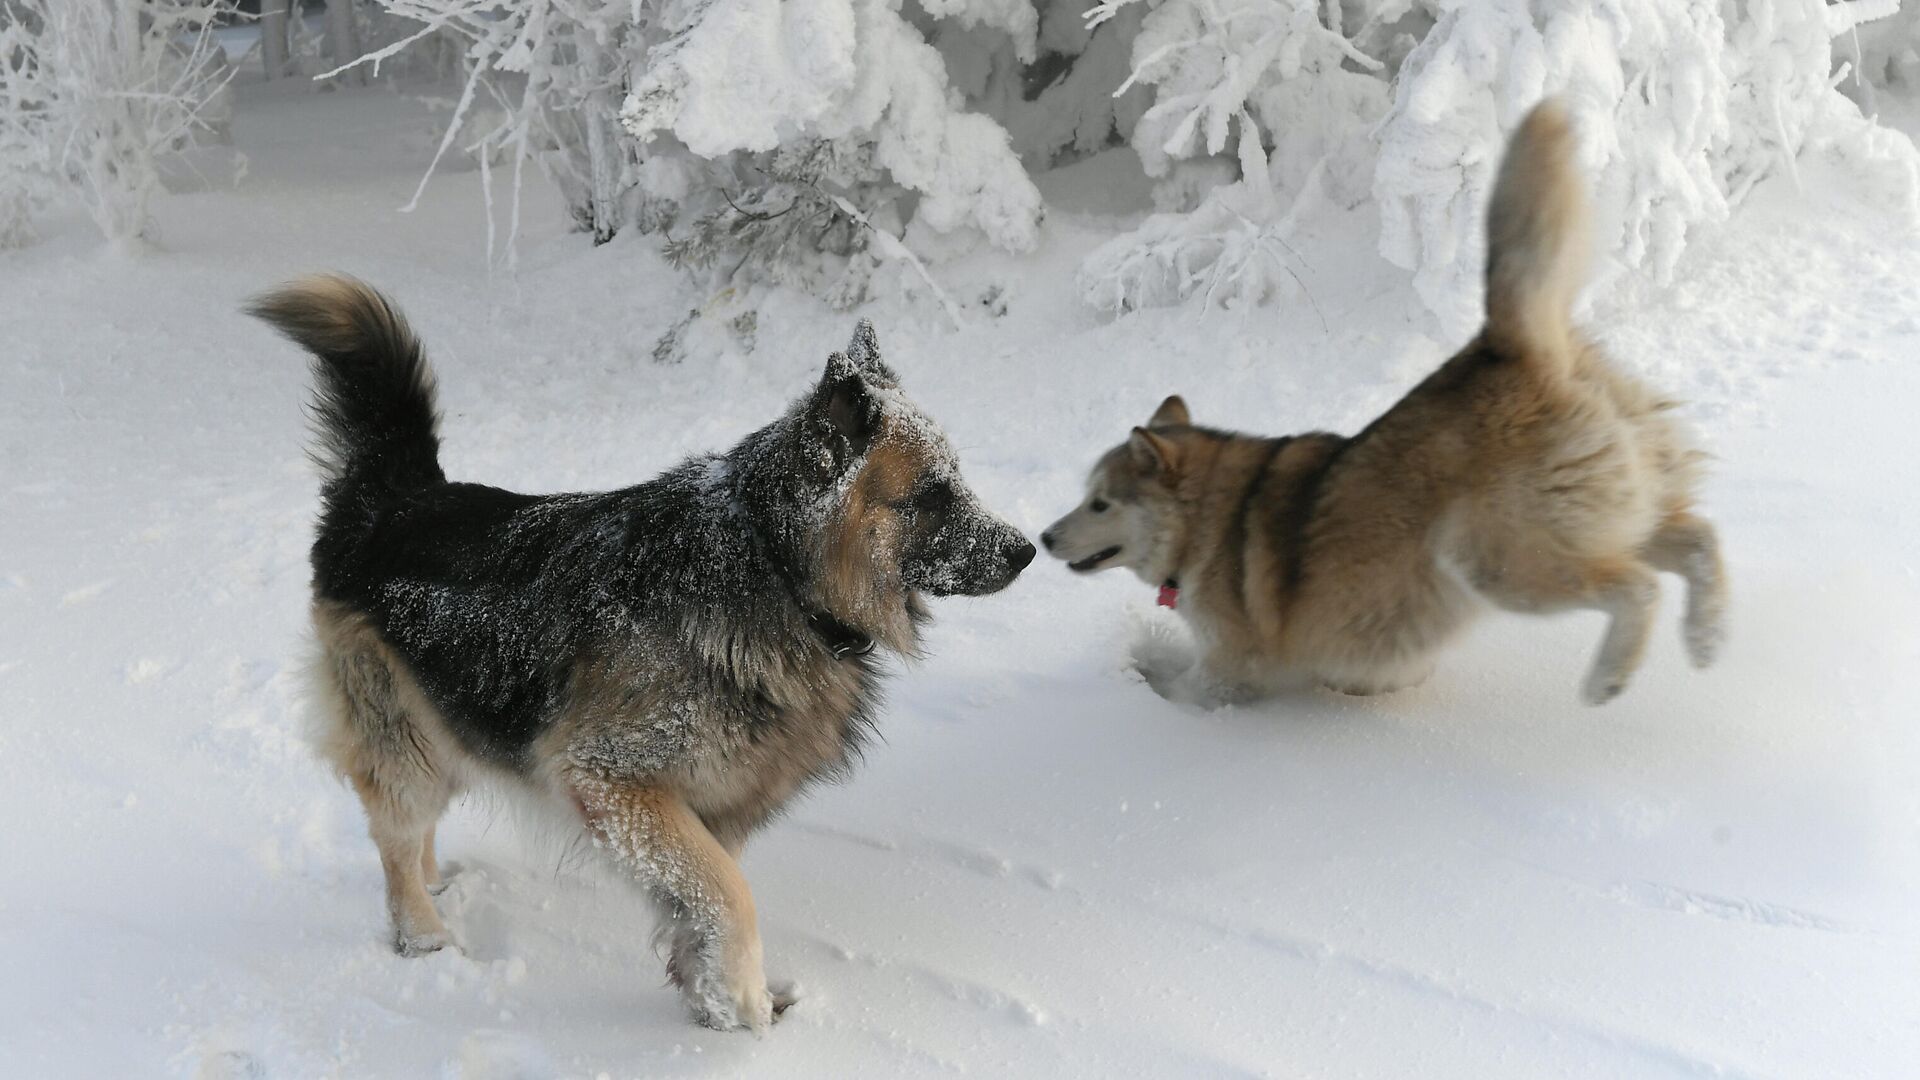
(2, 78, 1918, 1079)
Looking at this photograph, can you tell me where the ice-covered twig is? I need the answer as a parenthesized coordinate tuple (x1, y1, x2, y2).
(1826, 0, 1901, 38)
(830, 194, 965, 331)
(313, 19, 445, 81)
(1084, 0, 1144, 31)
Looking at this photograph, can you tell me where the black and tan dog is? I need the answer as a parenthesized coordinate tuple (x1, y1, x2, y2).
(1041, 101, 1727, 705)
(251, 278, 1033, 1030)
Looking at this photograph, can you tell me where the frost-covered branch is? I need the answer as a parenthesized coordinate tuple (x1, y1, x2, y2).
(617, 0, 1042, 256)
(831, 193, 965, 330)
(1082, 0, 1383, 312)
(0, 9, 55, 248)
(1368, 0, 1917, 336)
(2, 0, 238, 249)
(354, 0, 1049, 303)
(1087, 0, 1920, 327)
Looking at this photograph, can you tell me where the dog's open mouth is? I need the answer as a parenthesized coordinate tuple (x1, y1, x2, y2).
(1068, 546, 1122, 572)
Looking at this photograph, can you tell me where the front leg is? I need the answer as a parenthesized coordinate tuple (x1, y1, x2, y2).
(1157, 649, 1261, 708)
(571, 775, 773, 1032)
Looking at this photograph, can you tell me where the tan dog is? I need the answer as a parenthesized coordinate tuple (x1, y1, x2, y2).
(1042, 100, 1726, 705)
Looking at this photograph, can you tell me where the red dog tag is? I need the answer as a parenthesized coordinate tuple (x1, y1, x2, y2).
(1157, 582, 1179, 609)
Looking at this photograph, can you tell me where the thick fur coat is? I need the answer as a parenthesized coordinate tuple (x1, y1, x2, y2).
(1042, 101, 1728, 705)
(252, 278, 1033, 1030)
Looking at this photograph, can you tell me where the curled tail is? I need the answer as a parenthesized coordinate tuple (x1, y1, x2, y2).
(249, 274, 444, 501)
(1483, 99, 1591, 372)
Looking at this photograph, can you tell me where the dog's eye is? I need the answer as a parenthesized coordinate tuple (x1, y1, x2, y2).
(1090, 498, 1110, 513)
(916, 483, 953, 512)
(895, 483, 953, 515)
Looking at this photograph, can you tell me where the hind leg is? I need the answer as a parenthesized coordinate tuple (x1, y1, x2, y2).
(1640, 511, 1727, 668)
(1579, 561, 1661, 704)
(1472, 554, 1660, 705)
(317, 623, 458, 956)
(349, 769, 455, 956)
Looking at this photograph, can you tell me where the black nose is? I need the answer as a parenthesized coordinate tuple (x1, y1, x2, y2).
(1040, 530, 1056, 552)
(1007, 538, 1037, 572)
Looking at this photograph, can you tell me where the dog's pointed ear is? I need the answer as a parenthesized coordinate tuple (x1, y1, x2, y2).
(809, 351, 878, 471)
(846, 318, 900, 386)
(1129, 426, 1179, 477)
(847, 319, 880, 368)
(822, 349, 859, 387)
(1148, 394, 1190, 428)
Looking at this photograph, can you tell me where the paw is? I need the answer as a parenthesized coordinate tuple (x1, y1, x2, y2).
(1582, 667, 1628, 706)
(1684, 614, 1723, 669)
(681, 943, 774, 1032)
(1156, 668, 1258, 709)
(393, 924, 455, 957)
(770, 979, 801, 1020)
(1138, 661, 1187, 701)
(687, 973, 773, 1033)
(1131, 652, 1193, 695)
(1128, 619, 1195, 687)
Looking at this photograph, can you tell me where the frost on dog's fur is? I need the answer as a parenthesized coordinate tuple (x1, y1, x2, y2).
(252, 281, 1031, 1032)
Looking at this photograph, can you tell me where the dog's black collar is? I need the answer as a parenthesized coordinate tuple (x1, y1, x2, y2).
(730, 476, 876, 663)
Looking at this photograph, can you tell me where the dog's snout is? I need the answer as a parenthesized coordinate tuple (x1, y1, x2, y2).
(1040, 530, 1056, 552)
(1007, 537, 1037, 572)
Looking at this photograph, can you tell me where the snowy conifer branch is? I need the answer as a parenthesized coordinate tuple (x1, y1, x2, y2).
(1085, 0, 1920, 326)
(306, 0, 1920, 332)
(830, 194, 966, 331)
(1082, 0, 1383, 313)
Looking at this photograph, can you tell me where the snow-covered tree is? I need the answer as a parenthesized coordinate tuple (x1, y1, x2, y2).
(0, 8, 55, 248)
(1840, 0, 1917, 102)
(1373, 0, 1919, 336)
(259, 0, 291, 80)
(949, 0, 1153, 168)
(3, 0, 237, 250)
(325, 0, 367, 87)
(334, 0, 652, 258)
(354, 0, 1045, 299)
(1081, 0, 1919, 328)
(617, 0, 1044, 304)
(1077, 0, 1390, 312)
(348, 0, 1917, 329)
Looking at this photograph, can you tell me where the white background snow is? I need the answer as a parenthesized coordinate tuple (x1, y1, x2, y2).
(3, 54, 1920, 1080)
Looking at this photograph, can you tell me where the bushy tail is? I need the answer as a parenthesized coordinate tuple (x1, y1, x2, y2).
(249, 274, 444, 499)
(1483, 99, 1591, 372)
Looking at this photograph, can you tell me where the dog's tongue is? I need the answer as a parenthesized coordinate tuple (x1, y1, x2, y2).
(1157, 581, 1179, 610)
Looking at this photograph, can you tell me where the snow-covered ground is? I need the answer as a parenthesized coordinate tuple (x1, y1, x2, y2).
(3, 78, 1918, 1079)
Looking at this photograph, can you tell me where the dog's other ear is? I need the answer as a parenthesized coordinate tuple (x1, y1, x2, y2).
(810, 351, 878, 470)
(1147, 394, 1190, 428)
(1129, 426, 1180, 477)
(846, 318, 900, 386)
(847, 319, 880, 368)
